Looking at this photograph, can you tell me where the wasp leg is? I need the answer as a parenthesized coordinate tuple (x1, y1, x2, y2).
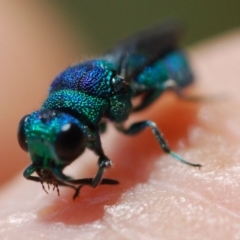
(23, 164, 39, 182)
(68, 178, 119, 186)
(132, 79, 195, 113)
(133, 89, 163, 112)
(54, 182, 83, 200)
(23, 166, 49, 194)
(116, 121, 202, 168)
(24, 165, 117, 199)
(88, 134, 113, 188)
(62, 178, 118, 199)
(52, 165, 117, 193)
(99, 121, 107, 134)
(68, 178, 119, 200)
(132, 78, 191, 113)
(24, 165, 82, 199)
(58, 178, 118, 200)
(133, 79, 206, 113)
(91, 155, 113, 187)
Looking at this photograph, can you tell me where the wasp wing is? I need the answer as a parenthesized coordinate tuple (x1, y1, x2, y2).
(103, 22, 183, 82)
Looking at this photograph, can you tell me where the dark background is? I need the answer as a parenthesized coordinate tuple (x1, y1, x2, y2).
(49, 1, 240, 52)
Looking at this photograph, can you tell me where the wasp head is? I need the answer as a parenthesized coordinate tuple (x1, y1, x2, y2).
(17, 109, 87, 169)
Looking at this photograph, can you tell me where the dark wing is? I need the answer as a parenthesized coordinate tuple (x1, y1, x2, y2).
(103, 21, 183, 82)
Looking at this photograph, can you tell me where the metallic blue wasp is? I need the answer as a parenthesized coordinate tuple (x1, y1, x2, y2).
(18, 22, 201, 199)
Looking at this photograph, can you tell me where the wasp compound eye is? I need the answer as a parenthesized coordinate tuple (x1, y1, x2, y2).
(54, 123, 87, 162)
(17, 115, 29, 152)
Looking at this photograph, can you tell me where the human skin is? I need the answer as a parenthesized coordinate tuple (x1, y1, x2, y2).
(1, 2, 240, 240)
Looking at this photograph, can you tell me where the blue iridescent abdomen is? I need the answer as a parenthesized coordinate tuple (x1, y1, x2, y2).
(136, 51, 193, 88)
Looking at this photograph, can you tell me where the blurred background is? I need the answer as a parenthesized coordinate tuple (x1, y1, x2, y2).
(54, 1, 240, 52)
(0, 1, 239, 187)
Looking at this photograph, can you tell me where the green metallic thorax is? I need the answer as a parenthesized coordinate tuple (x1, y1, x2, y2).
(42, 90, 109, 126)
